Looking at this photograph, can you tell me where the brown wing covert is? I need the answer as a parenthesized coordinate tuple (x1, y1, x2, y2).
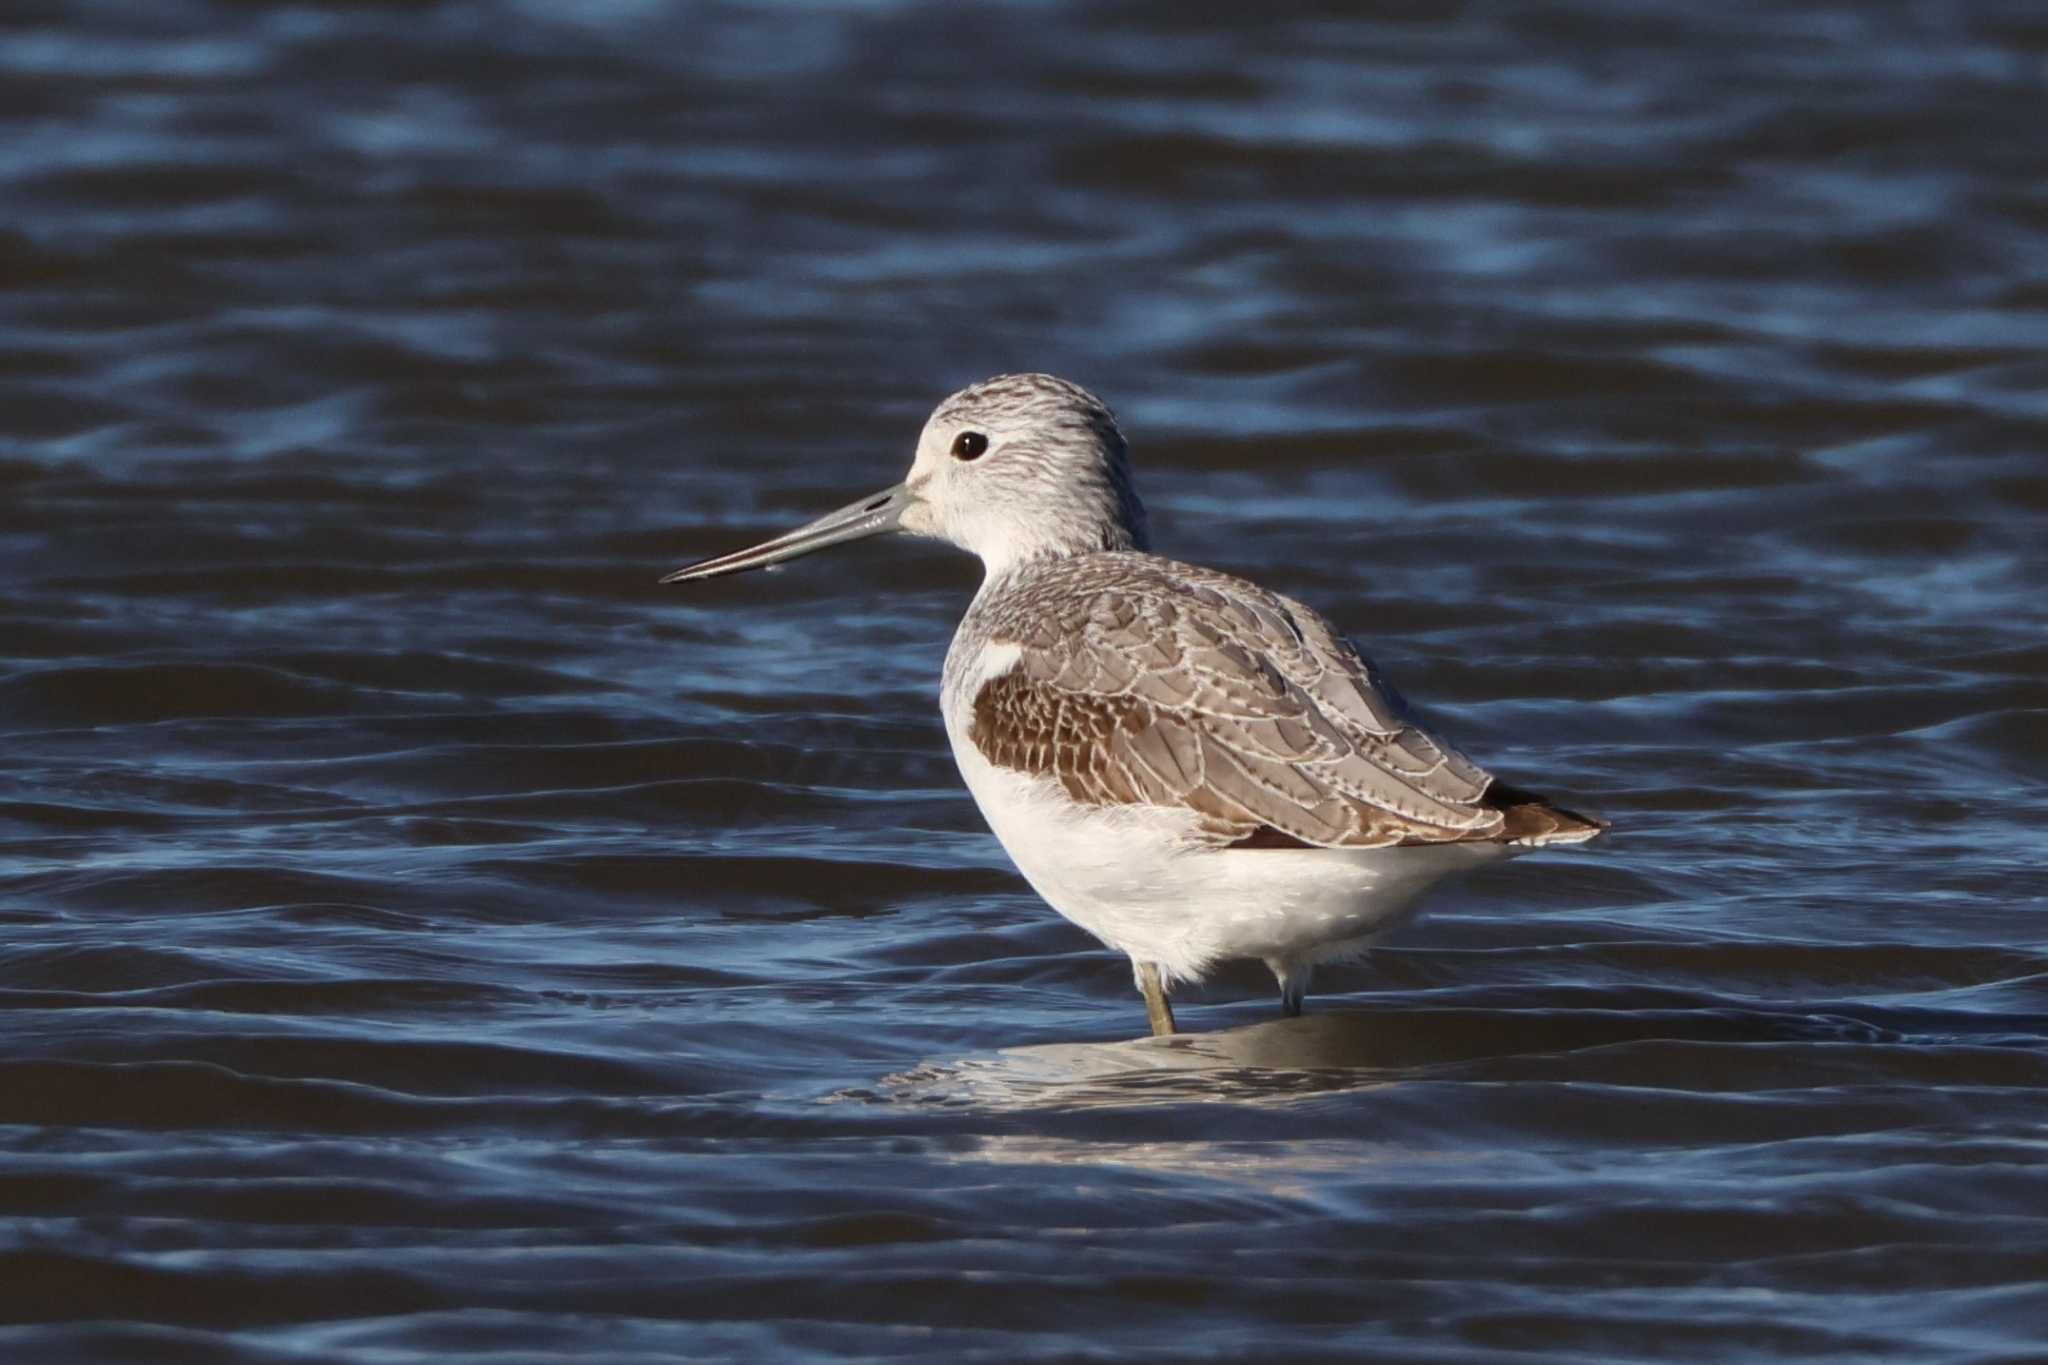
(963, 553, 1601, 850)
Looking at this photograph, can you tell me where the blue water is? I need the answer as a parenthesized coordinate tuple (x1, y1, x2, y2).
(3, 1, 2046, 1359)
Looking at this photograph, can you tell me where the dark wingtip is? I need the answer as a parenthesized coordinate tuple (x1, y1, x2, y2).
(1485, 781, 1609, 845)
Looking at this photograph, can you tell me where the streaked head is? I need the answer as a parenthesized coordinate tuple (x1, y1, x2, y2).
(663, 373, 1148, 585)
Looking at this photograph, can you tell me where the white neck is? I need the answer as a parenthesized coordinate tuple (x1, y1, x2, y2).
(966, 517, 1142, 586)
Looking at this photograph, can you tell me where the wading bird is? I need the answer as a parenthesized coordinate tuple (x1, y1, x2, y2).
(666, 374, 1604, 1035)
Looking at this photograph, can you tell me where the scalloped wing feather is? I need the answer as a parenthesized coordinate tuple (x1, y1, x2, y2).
(965, 554, 1601, 850)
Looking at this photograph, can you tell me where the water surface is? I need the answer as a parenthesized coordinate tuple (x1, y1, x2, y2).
(3, 1, 2047, 1359)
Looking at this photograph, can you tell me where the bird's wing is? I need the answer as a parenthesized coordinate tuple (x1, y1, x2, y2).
(968, 556, 1595, 848)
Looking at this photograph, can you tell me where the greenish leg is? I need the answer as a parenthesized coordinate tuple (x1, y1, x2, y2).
(1137, 961, 1176, 1036)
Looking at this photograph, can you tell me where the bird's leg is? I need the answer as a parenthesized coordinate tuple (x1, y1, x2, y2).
(1136, 961, 1176, 1036)
(1271, 958, 1311, 1019)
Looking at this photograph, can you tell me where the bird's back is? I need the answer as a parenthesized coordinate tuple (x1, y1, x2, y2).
(947, 550, 1604, 850)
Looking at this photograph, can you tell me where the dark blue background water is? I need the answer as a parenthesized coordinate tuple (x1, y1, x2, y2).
(4, 2, 2046, 1359)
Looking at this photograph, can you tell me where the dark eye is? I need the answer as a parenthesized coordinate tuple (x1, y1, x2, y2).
(950, 430, 989, 461)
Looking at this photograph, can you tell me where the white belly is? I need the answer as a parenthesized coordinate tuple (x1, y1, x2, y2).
(942, 707, 1507, 988)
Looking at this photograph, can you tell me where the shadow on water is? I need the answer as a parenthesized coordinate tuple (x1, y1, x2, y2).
(873, 994, 2048, 1113)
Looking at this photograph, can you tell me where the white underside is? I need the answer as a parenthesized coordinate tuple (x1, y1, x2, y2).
(941, 643, 1512, 993)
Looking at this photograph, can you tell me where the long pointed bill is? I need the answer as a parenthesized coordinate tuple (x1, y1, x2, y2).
(660, 481, 915, 583)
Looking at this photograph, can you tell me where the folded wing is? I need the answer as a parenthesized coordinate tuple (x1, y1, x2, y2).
(966, 556, 1603, 849)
